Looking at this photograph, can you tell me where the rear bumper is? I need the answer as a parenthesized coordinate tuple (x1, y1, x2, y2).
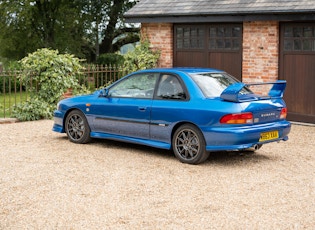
(202, 121, 291, 151)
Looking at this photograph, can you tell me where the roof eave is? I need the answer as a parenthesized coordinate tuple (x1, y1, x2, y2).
(125, 12, 315, 23)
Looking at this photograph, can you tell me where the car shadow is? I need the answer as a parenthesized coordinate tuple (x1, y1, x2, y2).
(93, 138, 271, 165)
(55, 136, 271, 165)
(204, 150, 271, 166)
(92, 138, 176, 160)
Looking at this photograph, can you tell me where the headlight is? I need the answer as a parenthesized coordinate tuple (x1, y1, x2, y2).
(57, 102, 61, 110)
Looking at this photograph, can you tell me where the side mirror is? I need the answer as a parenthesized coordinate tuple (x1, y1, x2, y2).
(99, 88, 109, 97)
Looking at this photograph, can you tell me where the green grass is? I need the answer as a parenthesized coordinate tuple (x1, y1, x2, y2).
(0, 91, 29, 118)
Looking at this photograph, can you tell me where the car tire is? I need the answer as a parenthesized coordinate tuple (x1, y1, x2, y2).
(172, 124, 209, 164)
(65, 110, 91, 144)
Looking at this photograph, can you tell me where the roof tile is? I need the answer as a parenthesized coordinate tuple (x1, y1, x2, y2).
(125, 0, 315, 17)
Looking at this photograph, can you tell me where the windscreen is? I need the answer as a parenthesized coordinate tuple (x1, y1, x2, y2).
(190, 72, 252, 97)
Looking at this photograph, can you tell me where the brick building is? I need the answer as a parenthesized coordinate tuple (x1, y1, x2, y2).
(125, 0, 315, 124)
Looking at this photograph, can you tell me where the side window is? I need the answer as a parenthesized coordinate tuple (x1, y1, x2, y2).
(109, 73, 158, 98)
(156, 75, 186, 100)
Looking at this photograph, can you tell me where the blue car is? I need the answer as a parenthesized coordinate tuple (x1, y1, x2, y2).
(53, 68, 291, 164)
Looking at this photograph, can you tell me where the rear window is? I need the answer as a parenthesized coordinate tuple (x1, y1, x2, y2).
(189, 72, 252, 97)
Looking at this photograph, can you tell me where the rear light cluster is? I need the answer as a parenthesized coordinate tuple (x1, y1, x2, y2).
(220, 107, 288, 124)
(220, 112, 253, 124)
(280, 107, 287, 119)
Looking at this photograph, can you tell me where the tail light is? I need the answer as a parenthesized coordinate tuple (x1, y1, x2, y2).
(280, 107, 287, 119)
(220, 112, 253, 124)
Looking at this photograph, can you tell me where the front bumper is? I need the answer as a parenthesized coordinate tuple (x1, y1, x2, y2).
(52, 110, 65, 133)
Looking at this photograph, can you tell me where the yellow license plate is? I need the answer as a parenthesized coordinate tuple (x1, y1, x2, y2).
(259, 131, 279, 142)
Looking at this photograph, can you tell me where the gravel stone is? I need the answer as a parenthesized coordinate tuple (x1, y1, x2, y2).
(0, 120, 314, 229)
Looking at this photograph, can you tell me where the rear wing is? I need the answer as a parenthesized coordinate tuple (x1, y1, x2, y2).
(220, 80, 286, 102)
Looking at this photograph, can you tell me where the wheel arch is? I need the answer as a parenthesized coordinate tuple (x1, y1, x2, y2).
(63, 108, 89, 129)
(63, 108, 92, 144)
(171, 121, 206, 147)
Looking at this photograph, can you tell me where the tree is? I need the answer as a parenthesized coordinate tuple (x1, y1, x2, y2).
(0, 0, 88, 60)
(0, 0, 39, 60)
(0, 0, 140, 62)
(99, 0, 139, 54)
(82, 0, 139, 58)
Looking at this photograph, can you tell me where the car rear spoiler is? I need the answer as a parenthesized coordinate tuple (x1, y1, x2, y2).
(220, 80, 286, 102)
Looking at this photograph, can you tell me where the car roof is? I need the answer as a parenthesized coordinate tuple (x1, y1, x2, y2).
(135, 67, 225, 75)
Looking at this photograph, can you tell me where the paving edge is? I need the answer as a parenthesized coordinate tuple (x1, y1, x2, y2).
(290, 121, 315, 127)
(0, 118, 19, 124)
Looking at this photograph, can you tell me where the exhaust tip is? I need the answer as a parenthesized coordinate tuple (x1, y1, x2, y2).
(252, 144, 259, 150)
(245, 144, 262, 152)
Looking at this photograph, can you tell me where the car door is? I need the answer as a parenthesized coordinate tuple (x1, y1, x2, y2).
(150, 74, 189, 143)
(92, 73, 159, 139)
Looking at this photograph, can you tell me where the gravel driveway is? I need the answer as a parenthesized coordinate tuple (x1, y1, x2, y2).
(0, 120, 314, 229)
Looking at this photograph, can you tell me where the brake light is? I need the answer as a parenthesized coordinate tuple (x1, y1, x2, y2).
(280, 107, 287, 119)
(220, 112, 253, 124)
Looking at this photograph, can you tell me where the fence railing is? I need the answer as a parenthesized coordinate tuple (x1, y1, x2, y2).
(0, 65, 126, 118)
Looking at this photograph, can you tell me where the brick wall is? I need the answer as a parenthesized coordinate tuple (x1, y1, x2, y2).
(242, 21, 279, 84)
(141, 23, 173, 67)
(141, 21, 280, 89)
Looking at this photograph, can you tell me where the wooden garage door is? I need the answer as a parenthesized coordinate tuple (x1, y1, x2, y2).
(174, 24, 243, 81)
(280, 23, 315, 123)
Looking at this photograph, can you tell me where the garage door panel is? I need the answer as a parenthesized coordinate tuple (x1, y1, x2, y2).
(283, 54, 315, 115)
(208, 52, 242, 81)
(280, 23, 315, 123)
(175, 51, 207, 67)
(174, 24, 242, 80)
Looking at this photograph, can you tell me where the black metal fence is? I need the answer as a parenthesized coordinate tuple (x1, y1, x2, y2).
(0, 65, 126, 118)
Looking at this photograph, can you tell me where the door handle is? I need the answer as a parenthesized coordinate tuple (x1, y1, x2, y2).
(138, 107, 146, 111)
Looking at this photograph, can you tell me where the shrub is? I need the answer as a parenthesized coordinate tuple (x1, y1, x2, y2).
(123, 40, 160, 73)
(12, 98, 53, 121)
(97, 53, 125, 66)
(12, 48, 87, 121)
